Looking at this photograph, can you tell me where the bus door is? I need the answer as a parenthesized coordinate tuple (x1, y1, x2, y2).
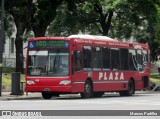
(72, 50, 84, 91)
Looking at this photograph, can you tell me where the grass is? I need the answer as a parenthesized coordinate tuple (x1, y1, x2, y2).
(2, 73, 160, 86)
(2, 73, 25, 86)
(150, 73, 160, 84)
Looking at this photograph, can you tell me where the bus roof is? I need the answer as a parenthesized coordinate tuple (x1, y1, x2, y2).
(28, 35, 148, 49)
(68, 35, 118, 41)
(28, 37, 66, 41)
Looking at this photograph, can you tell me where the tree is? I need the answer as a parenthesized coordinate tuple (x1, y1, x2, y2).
(155, 6, 160, 41)
(5, 0, 64, 73)
(149, 4, 160, 62)
(47, 0, 91, 36)
(48, 0, 158, 38)
(5, 0, 160, 64)
(47, 0, 109, 36)
(0, 4, 15, 43)
(4, 13, 15, 42)
(5, 0, 32, 73)
(48, 0, 160, 61)
(31, 0, 63, 37)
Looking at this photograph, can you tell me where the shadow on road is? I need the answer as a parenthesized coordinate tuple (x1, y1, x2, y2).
(4, 91, 156, 101)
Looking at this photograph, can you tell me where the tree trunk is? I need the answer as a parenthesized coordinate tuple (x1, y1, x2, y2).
(5, 0, 33, 73)
(15, 24, 25, 73)
(15, 36, 24, 73)
(101, 11, 113, 36)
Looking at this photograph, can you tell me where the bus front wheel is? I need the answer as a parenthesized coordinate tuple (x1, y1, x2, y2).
(42, 92, 53, 99)
(80, 80, 93, 98)
(119, 79, 135, 96)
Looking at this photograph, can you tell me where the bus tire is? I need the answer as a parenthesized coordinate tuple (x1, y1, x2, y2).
(119, 79, 135, 96)
(42, 92, 53, 99)
(80, 80, 93, 98)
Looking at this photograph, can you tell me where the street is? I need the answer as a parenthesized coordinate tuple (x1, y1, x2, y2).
(0, 92, 160, 119)
(0, 91, 160, 110)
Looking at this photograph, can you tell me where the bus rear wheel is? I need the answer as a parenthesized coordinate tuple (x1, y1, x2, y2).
(119, 79, 135, 96)
(42, 92, 53, 99)
(81, 80, 93, 98)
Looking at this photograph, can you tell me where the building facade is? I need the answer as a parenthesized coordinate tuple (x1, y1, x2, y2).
(3, 37, 27, 68)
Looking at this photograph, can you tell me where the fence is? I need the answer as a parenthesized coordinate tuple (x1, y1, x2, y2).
(3, 57, 16, 68)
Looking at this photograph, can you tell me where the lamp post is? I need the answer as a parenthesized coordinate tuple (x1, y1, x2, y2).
(0, 0, 4, 96)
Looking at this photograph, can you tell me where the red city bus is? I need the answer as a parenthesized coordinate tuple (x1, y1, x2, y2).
(25, 35, 150, 99)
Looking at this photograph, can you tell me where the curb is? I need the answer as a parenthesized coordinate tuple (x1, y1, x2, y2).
(0, 92, 42, 100)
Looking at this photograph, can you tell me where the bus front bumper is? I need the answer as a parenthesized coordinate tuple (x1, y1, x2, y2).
(25, 85, 72, 93)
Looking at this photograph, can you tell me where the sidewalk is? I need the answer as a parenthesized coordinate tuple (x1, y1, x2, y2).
(0, 92, 42, 100)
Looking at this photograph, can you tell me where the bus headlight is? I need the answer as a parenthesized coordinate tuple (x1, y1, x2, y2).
(59, 80, 71, 85)
(27, 80, 35, 85)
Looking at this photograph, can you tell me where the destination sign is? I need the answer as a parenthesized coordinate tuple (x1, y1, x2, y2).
(29, 40, 69, 49)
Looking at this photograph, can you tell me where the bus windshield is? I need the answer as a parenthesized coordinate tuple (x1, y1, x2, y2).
(28, 49, 69, 77)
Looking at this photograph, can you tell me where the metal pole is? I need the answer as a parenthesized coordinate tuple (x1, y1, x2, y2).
(0, 0, 4, 96)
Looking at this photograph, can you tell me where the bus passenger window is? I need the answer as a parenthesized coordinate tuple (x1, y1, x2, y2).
(111, 48, 120, 70)
(137, 49, 143, 71)
(73, 51, 82, 71)
(102, 47, 110, 70)
(129, 49, 137, 71)
(142, 50, 148, 70)
(120, 48, 129, 70)
(83, 46, 92, 69)
(92, 47, 101, 70)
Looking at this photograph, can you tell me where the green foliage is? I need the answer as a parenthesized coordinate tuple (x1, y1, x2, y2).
(2, 73, 25, 86)
(150, 74, 160, 84)
(4, 0, 64, 73)
(48, 0, 125, 36)
(155, 6, 160, 41)
(31, 0, 63, 37)
(4, 13, 15, 40)
(79, 0, 127, 35)
(5, 0, 30, 27)
(1, 2, 15, 41)
(5, 0, 34, 73)
(48, 0, 158, 40)
(147, 4, 160, 62)
(110, 0, 157, 38)
(47, 1, 90, 36)
(2, 73, 11, 86)
(2, 67, 15, 73)
(4, 0, 160, 62)
(47, 0, 94, 36)
(82, 0, 125, 12)
(23, 30, 35, 42)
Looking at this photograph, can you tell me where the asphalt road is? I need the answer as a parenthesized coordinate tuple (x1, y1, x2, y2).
(0, 92, 160, 119)
(0, 92, 160, 110)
